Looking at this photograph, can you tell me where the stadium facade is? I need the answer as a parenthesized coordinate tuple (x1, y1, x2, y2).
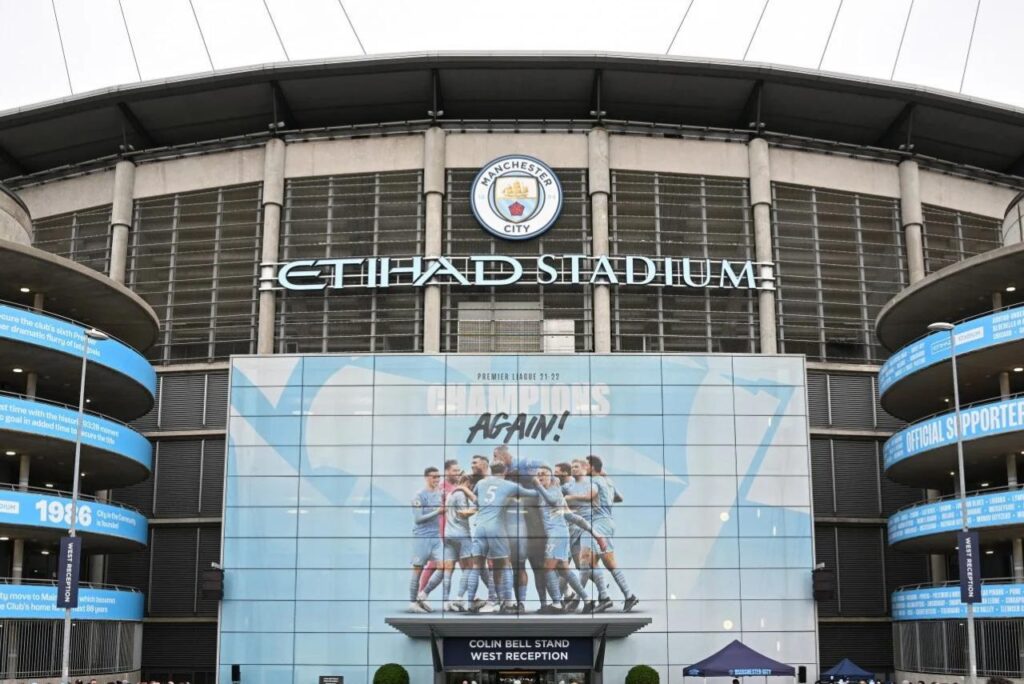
(0, 54, 1022, 684)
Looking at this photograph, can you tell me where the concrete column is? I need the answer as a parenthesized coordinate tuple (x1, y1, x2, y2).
(11, 455, 29, 584)
(589, 129, 611, 353)
(257, 138, 286, 354)
(748, 138, 777, 354)
(108, 160, 136, 284)
(422, 128, 445, 354)
(899, 159, 925, 284)
(926, 488, 948, 584)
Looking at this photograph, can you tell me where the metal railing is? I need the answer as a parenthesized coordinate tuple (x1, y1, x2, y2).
(0, 577, 141, 593)
(895, 617, 1024, 678)
(0, 619, 141, 680)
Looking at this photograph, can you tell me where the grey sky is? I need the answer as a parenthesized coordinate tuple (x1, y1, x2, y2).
(0, 0, 1019, 113)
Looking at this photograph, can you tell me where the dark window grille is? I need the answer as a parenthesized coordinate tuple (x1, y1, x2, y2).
(922, 205, 1002, 274)
(610, 172, 756, 353)
(277, 172, 424, 353)
(441, 169, 592, 353)
(129, 185, 262, 364)
(773, 183, 905, 363)
(32, 205, 112, 273)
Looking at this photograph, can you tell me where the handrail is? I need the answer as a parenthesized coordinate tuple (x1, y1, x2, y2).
(886, 301, 1024, 356)
(0, 577, 141, 593)
(888, 389, 1024, 434)
(892, 483, 1020, 514)
(895, 576, 1018, 593)
(0, 297, 135, 350)
(0, 389, 135, 430)
(0, 482, 143, 516)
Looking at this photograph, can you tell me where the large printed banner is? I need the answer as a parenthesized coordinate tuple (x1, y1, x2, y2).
(0, 490, 147, 545)
(889, 489, 1024, 544)
(879, 305, 1024, 395)
(0, 583, 143, 621)
(0, 304, 156, 397)
(219, 354, 818, 684)
(884, 396, 1024, 469)
(0, 394, 152, 469)
(893, 584, 1024, 620)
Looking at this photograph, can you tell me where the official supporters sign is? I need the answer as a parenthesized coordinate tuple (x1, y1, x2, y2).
(443, 638, 592, 668)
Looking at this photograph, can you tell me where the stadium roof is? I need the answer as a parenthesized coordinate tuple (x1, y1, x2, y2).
(2, 52, 1024, 182)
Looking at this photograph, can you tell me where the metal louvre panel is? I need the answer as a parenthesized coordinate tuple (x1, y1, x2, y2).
(277, 172, 424, 353)
(105, 541, 152, 594)
(200, 439, 225, 516)
(32, 204, 113, 274)
(205, 371, 228, 428)
(819, 622, 893, 672)
(773, 183, 904, 363)
(196, 526, 222, 616)
(832, 439, 881, 516)
(874, 375, 905, 431)
(806, 371, 829, 427)
(154, 440, 202, 516)
(112, 475, 154, 516)
(610, 172, 756, 353)
(441, 168, 592, 352)
(827, 373, 875, 429)
(141, 622, 217, 670)
(158, 373, 207, 430)
(130, 185, 262, 364)
(810, 438, 836, 515)
(148, 527, 199, 616)
(880, 469, 924, 515)
(884, 545, 929, 605)
(836, 526, 887, 615)
(922, 204, 1001, 275)
(814, 524, 839, 617)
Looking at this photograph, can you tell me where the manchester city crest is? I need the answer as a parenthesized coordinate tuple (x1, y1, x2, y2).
(471, 155, 563, 240)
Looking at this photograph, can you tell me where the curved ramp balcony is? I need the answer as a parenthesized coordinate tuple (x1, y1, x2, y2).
(883, 394, 1024, 488)
(0, 301, 156, 420)
(878, 305, 1024, 421)
(0, 393, 151, 488)
(0, 578, 143, 621)
(0, 486, 147, 551)
(0, 238, 158, 351)
(892, 578, 1024, 620)
(889, 488, 1024, 551)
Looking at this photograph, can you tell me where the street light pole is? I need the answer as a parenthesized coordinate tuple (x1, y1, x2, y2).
(60, 327, 109, 684)
(928, 321, 978, 684)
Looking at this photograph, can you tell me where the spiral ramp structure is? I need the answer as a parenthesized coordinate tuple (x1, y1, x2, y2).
(0, 183, 156, 680)
(879, 193, 1024, 677)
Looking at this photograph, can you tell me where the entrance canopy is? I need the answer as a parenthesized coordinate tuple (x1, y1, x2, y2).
(822, 659, 872, 679)
(684, 640, 795, 677)
(386, 615, 652, 639)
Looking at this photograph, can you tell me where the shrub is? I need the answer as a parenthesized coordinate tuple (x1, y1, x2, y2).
(373, 663, 410, 684)
(626, 665, 659, 684)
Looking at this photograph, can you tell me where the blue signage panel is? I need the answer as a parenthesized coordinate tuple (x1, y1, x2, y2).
(0, 583, 142, 621)
(0, 394, 151, 470)
(879, 305, 1024, 396)
(889, 489, 1024, 544)
(443, 638, 593, 668)
(0, 490, 147, 545)
(884, 396, 1024, 470)
(958, 530, 982, 604)
(0, 304, 156, 397)
(893, 583, 1024, 620)
(56, 536, 82, 608)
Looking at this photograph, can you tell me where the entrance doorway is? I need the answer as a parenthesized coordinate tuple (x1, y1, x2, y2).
(446, 670, 590, 684)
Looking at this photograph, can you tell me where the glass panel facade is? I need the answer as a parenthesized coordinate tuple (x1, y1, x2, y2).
(921, 205, 1002, 274)
(772, 183, 905, 363)
(441, 169, 592, 353)
(129, 184, 262, 364)
(221, 354, 817, 684)
(276, 173, 424, 353)
(609, 172, 756, 353)
(32, 204, 112, 273)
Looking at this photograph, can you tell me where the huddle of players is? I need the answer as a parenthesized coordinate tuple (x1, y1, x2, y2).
(408, 445, 639, 615)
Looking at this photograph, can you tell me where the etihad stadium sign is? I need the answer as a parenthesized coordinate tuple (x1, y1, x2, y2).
(264, 254, 775, 292)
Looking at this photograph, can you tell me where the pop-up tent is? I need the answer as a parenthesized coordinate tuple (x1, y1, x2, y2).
(684, 640, 796, 677)
(822, 659, 872, 679)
